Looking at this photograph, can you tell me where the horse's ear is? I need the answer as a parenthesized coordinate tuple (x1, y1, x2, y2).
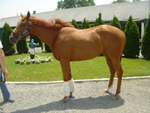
(27, 11, 30, 19)
(20, 13, 23, 17)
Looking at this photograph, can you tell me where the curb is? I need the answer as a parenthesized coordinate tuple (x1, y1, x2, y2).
(6, 76, 150, 85)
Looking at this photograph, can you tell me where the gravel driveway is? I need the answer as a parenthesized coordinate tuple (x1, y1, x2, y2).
(0, 78, 150, 113)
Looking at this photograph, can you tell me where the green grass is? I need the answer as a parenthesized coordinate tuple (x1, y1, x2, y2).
(5, 52, 150, 82)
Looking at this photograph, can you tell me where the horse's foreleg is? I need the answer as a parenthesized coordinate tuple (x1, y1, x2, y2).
(60, 60, 75, 103)
(103, 53, 116, 93)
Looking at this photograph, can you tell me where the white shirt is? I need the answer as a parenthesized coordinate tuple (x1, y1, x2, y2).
(0, 40, 3, 49)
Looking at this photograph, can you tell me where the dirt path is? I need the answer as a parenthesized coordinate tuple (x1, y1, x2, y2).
(0, 78, 150, 113)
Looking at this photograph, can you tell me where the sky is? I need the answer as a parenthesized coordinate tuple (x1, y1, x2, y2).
(0, 0, 147, 19)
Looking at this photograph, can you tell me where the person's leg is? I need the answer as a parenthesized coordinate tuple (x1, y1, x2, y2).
(0, 81, 11, 101)
(0, 69, 13, 102)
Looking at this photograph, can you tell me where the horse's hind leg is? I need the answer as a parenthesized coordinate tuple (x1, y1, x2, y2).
(103, 52, 116, 93)
(111, 57, 123, 100)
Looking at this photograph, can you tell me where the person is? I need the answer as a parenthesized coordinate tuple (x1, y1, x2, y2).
(28, 39, 38, 59)
(0, 40, 14, 103)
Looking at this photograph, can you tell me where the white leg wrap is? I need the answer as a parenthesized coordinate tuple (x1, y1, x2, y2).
(68, 79, 75, 93)
(64, 81, 70, 97)
(105, 86, 112, 92)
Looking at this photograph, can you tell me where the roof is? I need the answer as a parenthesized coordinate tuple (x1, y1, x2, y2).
(0, 1, 149, 28)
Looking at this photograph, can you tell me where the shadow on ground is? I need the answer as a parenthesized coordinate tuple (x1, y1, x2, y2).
(12, 93, 124, 113)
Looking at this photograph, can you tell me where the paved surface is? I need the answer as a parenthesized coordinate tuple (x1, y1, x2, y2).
(0, 78, 150, 113)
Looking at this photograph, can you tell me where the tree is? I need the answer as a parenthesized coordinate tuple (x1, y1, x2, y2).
(124, 16, 140, 58)
(110, 15, 121, 29)
(93, 13, 104, 27)
(133, 0, 141, 2)
(71, 19, 78, 28)
(1, 23, 15, 56)
(30, 35, 43, 49)
(112, 0, 128, 3)
(17, 38, 28, 54)
(81, 18, 87, 29)
(141, 17, 150, 59)
(77, 0, 95, 7)
(57, 0, 95, 10)
(86, 20, 91, 28)
(81, 18, 91, 29)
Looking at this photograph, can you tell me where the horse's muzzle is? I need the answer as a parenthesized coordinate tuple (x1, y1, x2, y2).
(9, 34, 19, 44)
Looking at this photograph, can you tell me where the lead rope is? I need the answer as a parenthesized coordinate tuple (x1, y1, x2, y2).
(4, 36, 21, 54)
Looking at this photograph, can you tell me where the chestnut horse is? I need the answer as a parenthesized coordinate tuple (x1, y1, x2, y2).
(9, 12, 126, 102)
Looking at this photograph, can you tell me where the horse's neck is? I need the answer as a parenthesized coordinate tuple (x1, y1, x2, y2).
(30, 25, 59, 51)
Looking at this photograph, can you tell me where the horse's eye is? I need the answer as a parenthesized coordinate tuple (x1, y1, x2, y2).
(21, 23, 25, 26)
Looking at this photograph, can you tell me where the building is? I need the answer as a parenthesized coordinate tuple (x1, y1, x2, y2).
(0, 1, 149, 40)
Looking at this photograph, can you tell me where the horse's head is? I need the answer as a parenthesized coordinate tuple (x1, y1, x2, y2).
(9, 11, 32, 44)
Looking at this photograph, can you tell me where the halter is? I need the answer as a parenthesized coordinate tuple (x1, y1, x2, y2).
(12, 18, 32, 40)
(5, 19, 32, 54)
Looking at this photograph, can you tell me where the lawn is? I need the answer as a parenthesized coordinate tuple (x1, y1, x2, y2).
(5, 52, 150, 82)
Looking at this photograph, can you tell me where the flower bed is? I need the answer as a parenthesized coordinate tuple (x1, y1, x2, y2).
(14, 55, 52, 65)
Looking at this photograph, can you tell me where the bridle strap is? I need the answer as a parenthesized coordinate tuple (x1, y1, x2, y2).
(12, 18, 32, 40)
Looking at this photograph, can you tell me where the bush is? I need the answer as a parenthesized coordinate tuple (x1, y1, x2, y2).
(45, 43, 52, 52)
(1, 23, 15, 55)
(86, 20, 91, 28)
(14, 55, 52, 65)
(17, 37, 28, 54)
(93, 13, 104, 27)
(71, 19, 78, 28)
(81, 18, 91, 29)
(124, 16, 140, 58)
(110, 15, 121, 29)
(141, 17, 150, 59)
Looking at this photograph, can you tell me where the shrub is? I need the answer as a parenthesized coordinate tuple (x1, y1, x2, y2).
(45, 43, 52, 52)
(14, 55, 52, 65)
(93, 13, 104, 27)
(1, 23, 15, 55)
(81, 18, 87, 29)
(141, 17, 150, 59)
(110, 15, 121, 29)
(81, 18, 91, 29)
(124, 16, 140, 58)
(17, 38, 28, 54)
(14, 59, 21, 64)
(86, 20, 91, 28)
(71, 19, 78, 28)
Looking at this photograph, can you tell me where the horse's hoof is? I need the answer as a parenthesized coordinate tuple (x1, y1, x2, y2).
(60, 100, 67, 103)
(104, 89, 109, 93)
(112, 95, 118, 101)
(60, 97, 68, 103)
(69, 95, 75, 99)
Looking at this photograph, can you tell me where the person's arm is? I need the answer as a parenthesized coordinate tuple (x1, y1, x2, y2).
(0, 49, 8, 77)
(33, 43, 38, 46)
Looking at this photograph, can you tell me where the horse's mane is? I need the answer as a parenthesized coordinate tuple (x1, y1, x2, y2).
(32, 17, 74, 28)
